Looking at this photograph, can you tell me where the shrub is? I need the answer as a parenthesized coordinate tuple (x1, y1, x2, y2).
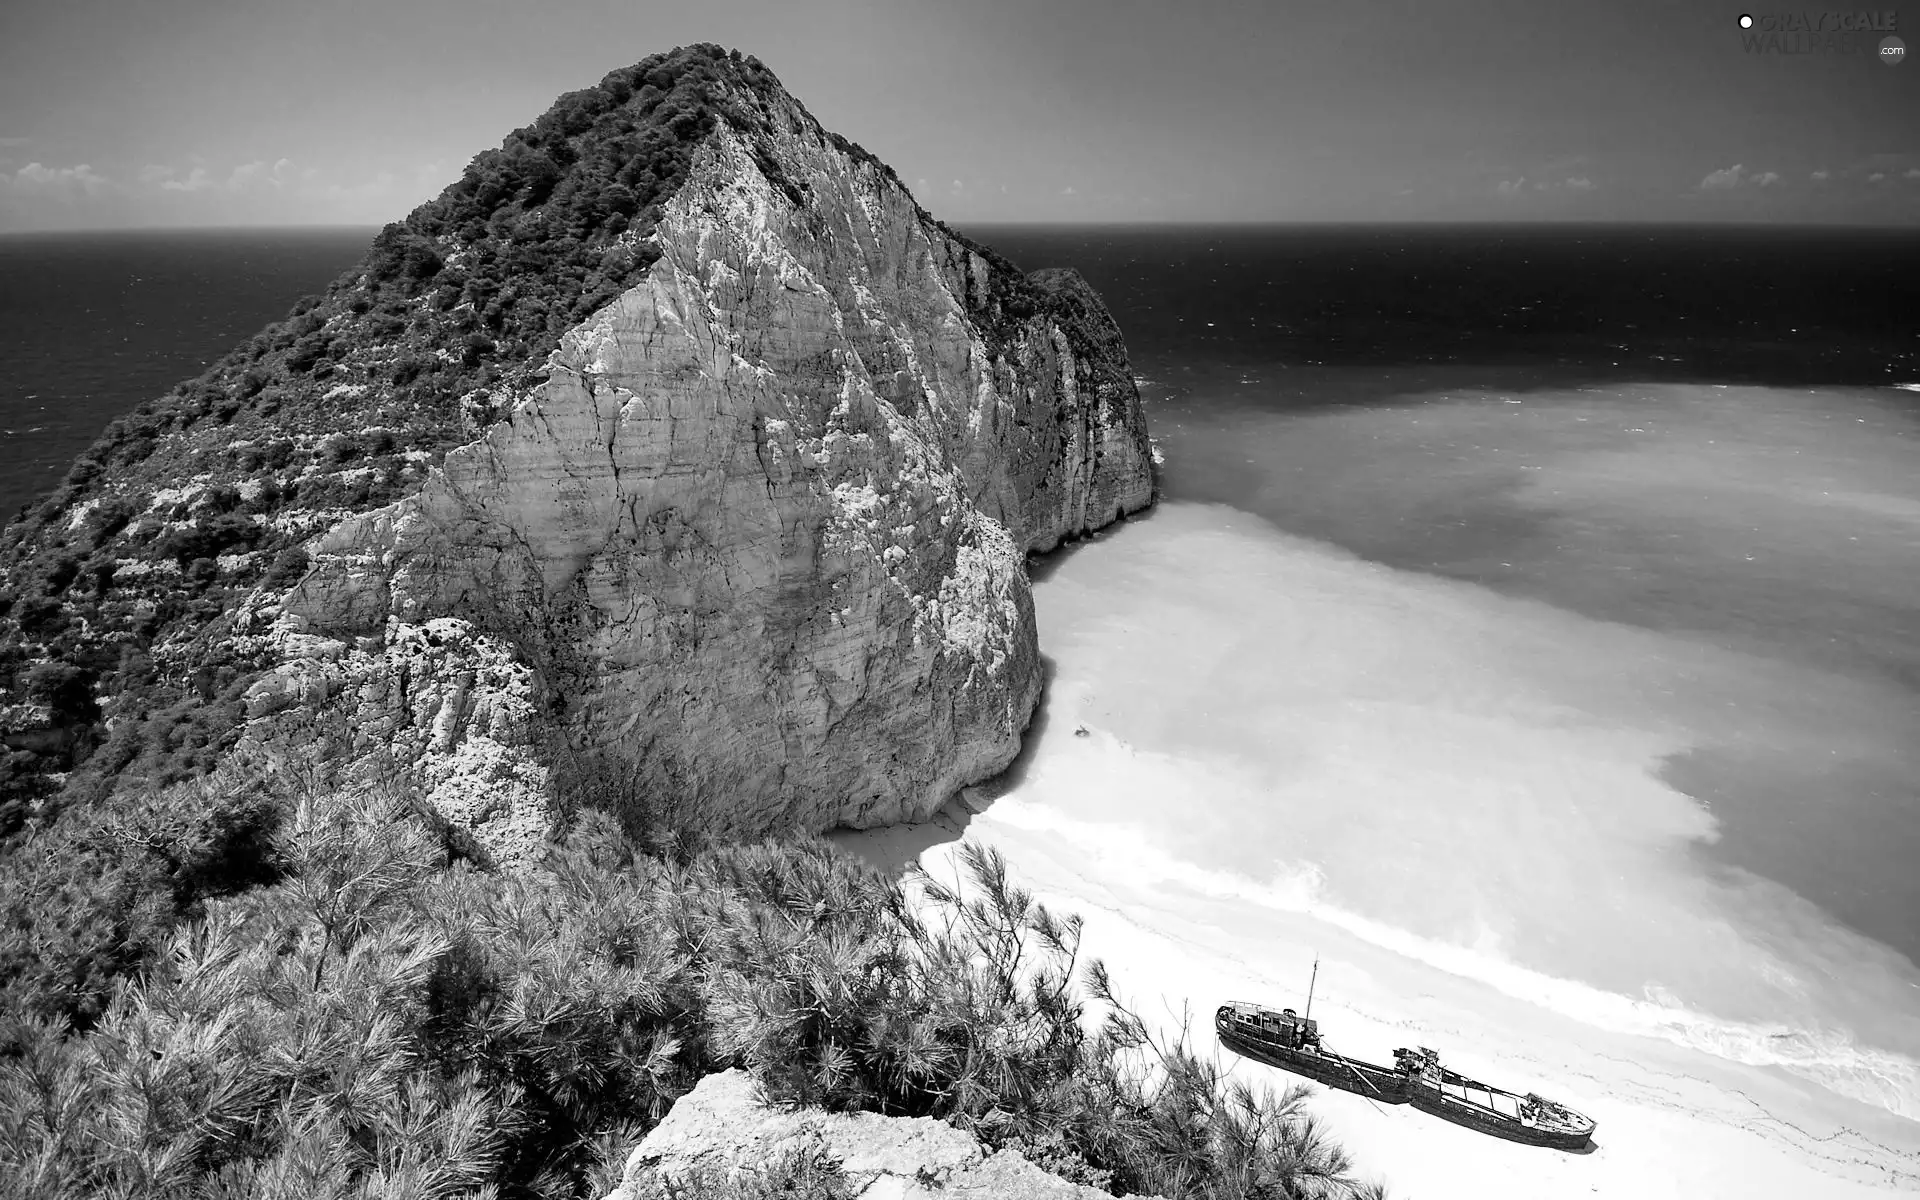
(368, 223, 445, 283)
(19, 662, 97, 725)
(37, 552, 81, 596)
(285, 332, 332, 373)
(155, 514, 260, 568)
(261, 546, 310, 590)
(0, 740, 1384, 1200)
(621, 1145, 857, 1200)
(10, 596, 66, 638)
(0, 745, 290, 1034)
(79, 497, 136, 549)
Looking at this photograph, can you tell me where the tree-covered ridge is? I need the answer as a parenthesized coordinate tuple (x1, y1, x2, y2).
(0, 42, 779, 823)
(0, 42, 1349, 1198)
(0, 733, 1384, 1200)
(0, 41, 1115, 834)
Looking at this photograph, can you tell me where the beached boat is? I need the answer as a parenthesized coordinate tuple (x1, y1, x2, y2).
(1214, 964, 1596, 1151)
(1395, 1046, 1597, 1150)
(1214, 1001, 1410, 1103)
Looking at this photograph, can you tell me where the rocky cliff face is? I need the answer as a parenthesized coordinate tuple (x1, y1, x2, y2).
(0, 47, 1152, 858)
(603, 1070, 1158, 1200)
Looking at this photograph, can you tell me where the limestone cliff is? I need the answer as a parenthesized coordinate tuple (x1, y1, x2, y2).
(602, 1070, 1159, 1200)
(0, 46, 1152, 857)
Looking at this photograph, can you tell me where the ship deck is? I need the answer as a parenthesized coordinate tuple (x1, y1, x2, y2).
(1434, 1076, 1524, 1119)
(1218, 1001, 1594, 1148)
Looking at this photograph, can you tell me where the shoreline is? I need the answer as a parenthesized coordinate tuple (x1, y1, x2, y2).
(831, 796, 1920, 1199)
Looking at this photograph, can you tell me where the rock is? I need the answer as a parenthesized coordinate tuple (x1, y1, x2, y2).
(241, 610, 556, 867)
(0, 47, 1153, 852)
(603, 1070, 1157, 1200)
(268, 57, 1153, 854)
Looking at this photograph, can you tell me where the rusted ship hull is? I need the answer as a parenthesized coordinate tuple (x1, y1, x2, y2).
(1216, 1001, 1596, 1151)
(1407, 1067, 1596, 1151)
(1215, 1025, 1411, 1103)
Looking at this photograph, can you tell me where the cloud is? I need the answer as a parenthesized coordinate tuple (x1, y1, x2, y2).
(1811, 169, 1831, 181)
(228, 158, 293, 189)
(0, 137, 30, 148)
(1826, 152, 1918, 184)
(6, 162, 112, 195)
(1060, 185, 1077, 195)
(144, 158, 295, 194)
(2, 153, 430, 230)
(1698, 164, 1783, 190)
(164, 166, 218, 192)
(1906, 169, 1920, 180)
(1498, 175, 1595, 196)
(317, 171, 398, 202)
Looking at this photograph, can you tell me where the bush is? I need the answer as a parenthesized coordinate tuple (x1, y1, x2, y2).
(36, 552, 80, 596)
(155, 514, 260, 568)
(0, 745, 290, 1034)
(285, 332, 332, 373)
(622, 1145, 856, 1200)
(367, 223, 445, 283)
(19, 662, 97, 725)
(261, 546, 310, 590)
(0, 746, 1383, 1200)
(10, 596, 65, 638)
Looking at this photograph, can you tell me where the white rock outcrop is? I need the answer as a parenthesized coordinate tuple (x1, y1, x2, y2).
(265, 75, 1153, 856)
(602, 1070, 1157, 1200)
(240, 609, 557, 866)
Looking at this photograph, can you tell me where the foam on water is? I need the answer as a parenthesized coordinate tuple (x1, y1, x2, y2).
(987, 772, 1920, 1119)
(1012, 498, 1920, 1122)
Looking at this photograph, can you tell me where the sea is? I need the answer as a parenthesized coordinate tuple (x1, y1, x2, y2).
(3, 223, 1918, 1122)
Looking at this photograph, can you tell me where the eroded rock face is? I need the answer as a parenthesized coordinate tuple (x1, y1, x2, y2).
(238, 610, 557, 867)
(262, 77, 1152, 856)
(602, 1070, 1158, 1200)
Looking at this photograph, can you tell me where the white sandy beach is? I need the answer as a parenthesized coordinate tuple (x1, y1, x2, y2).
(833, 785, 1920, 1199)
(829, 498, 1920, 1199)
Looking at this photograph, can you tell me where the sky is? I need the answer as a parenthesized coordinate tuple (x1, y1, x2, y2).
(0, 0, 1916, 231)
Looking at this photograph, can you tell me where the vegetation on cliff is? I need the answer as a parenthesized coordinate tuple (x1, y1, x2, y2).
(0, 739, 1382, 1200)
(0, 56, 1156, 1179)
(2, 42, 773, 823)
(0, 41, 1069, 830)
(0, 41, 1359, 1200)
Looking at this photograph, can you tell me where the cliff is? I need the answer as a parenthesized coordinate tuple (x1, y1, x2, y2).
(602, 1070, 1160, 1200)
(0, 45, 1153, 860)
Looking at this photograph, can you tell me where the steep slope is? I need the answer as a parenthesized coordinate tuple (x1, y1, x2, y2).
(0, 44, 1152, 860)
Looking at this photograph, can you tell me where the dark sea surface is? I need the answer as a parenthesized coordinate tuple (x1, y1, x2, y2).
(2, 223, 1917, 1114)
(0, 228, 377, 524)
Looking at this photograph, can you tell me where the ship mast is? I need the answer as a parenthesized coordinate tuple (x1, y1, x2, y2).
(1304, 956, 1319, 1023)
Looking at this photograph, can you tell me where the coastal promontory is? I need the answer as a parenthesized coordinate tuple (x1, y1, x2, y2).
(0, 44, 1153, 860)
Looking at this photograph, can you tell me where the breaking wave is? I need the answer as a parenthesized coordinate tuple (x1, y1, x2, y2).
(987, 782, 1920, 1121)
